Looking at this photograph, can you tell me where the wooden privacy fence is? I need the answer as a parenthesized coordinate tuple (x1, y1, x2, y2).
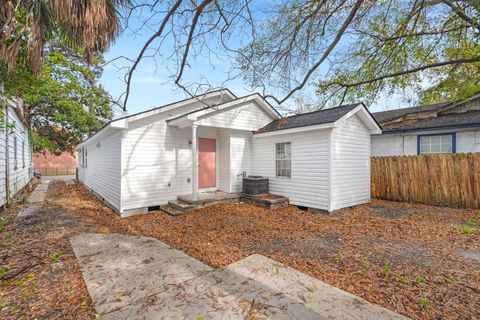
(371, 153, 480, 209)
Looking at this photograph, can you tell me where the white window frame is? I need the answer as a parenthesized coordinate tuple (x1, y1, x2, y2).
(276, 142, 291, 178)
(22, 141, 25, 168)
(418, 133, 455, 155)
(13, 136, 17, 170)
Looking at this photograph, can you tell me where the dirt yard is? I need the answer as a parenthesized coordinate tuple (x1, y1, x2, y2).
(1, 181, 479, 319)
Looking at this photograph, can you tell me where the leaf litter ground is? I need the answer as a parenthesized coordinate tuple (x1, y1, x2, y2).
(0, 181, 479, 319)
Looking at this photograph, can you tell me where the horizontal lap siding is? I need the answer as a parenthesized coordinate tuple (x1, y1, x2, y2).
(197, 101, 273, 131)
(0, 108, 33, 207)
(82, 132, 121, 210)
(331, 114, 371, 210)
(252, 130, 330, 210)
(122, 117, 192, 210)
(230, 131, 253, 192)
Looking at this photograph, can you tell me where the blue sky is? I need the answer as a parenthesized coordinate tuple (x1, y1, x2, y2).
(99, 7, 411, 119)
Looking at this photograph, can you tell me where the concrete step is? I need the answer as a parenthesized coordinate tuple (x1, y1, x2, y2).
(160, 204, 184, 216)
(168, 200, 195, 212)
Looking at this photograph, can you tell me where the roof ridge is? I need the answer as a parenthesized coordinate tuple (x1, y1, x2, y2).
(372, 102, 448, 115)
(282, 103, 360, 119)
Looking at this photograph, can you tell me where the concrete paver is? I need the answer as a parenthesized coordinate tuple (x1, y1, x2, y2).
(70, 233, 213, 315)
(16, 179, 50, 218)
(71, 233, 408, 320)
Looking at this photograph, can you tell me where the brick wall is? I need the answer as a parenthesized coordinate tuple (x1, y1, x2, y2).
(34, 151, 78, 171)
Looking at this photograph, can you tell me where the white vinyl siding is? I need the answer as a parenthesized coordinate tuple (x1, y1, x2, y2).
(196, 101, 273, 131)
(330, 114, 371, 211)
(372, 129, 480, 156)
(253, 129, 330, 210)
(79, 132, 121, 211)
(0, 106, 33, 207)
(229, 131, 253, 192)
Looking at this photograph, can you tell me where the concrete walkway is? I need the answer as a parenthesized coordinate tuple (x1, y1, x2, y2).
(16, 179, 51, 218)
(42, 175, 76, 181)
(71, 233, 408, 320)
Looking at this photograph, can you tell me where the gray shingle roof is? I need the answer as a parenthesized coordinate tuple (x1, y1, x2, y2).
(379, 110, 480, 132)
(372, 103, 449, 123)
(257, 103, 361, 133)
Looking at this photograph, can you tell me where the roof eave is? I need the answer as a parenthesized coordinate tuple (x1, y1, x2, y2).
(253, 122, 336, 137)
(381, 122, 480, 134)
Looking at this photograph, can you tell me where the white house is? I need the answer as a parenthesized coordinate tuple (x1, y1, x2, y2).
(0, 97, 33, 208)
(371, 93, 480, 156)
(76, 89, 381, 216)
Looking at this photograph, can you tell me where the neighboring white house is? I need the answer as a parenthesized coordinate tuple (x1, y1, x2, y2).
(76, 89, 381, 216)
(0, 97, 33, 208)
(371, 93, 480, 156)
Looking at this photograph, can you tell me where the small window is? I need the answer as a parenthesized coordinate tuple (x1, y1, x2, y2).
(22, 141, 25, 168)
(276, 142, 291, 177)
(13, 136, 17, 170)
(418, 134, 455, 154)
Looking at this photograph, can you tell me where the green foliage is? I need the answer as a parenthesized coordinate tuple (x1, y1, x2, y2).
(466, 219, 477, 226)
(382, 262, 392, 277)
(458, 225, 476, 234)
(397, 275, 406, 284)
(333, 248, 344, 264)
(0, 266, 7, 279)
(239, 1, 480, 107)
(419, 297, 430, 309)
(1, 44, 113, 154)
(444, 275, 454, 283)
(417, 276, 428, 284)
(0, 218, 11, 232)
(50, 252, 61, 263)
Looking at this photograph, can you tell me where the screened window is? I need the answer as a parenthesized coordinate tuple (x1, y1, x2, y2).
(418, 134, 455, 154)
(22, 141, 25, 168)
(276, 142, 291, 177)
(13, 136, 17, 170)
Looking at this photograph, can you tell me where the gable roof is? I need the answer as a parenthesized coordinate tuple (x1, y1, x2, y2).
(167, 93, 281, 125)
(257, 103, 359, 133)
(76, 89, 237, 149)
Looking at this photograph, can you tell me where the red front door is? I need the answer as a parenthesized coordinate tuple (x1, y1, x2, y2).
(198, 138, 216, 188)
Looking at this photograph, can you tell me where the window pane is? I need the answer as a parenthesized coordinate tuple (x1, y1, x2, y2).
(430, 144, 441, 153)
(420, 144, 430, 154)
(420, 134, 454, 154)
(276, 142, 291, 177)
(441, 144, 452, 152)
(430, 136, 441, 144)
(441, 135, 452, 144)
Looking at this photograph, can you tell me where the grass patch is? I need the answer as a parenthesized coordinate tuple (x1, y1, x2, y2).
(0, 218, 11, 232)
(455, 225, 476, 234)
(417, 276, 428, 284)
(50, 252, 61, 263)
(466, 219, 477, 227)
(419, 297, 430, 309)
(382, 262, 392, 277)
